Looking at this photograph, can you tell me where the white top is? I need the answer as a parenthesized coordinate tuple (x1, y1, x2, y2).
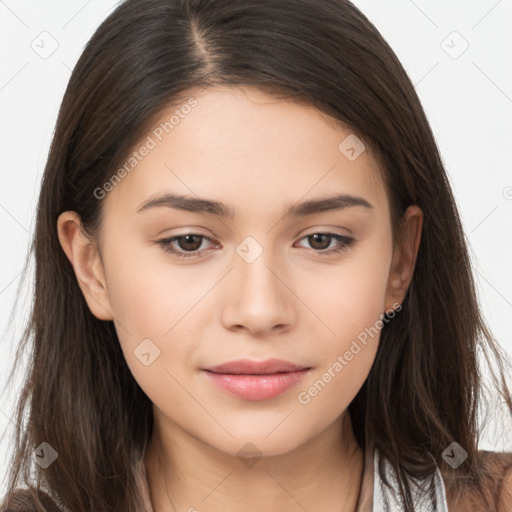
(139, 445, 450, 511)
(365, 447, 450, 511)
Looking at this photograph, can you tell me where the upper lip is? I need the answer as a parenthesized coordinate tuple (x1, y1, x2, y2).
(204, 358, 311, 375)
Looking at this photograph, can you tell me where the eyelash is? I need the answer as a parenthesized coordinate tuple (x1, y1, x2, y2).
(156, 232, 354, 259)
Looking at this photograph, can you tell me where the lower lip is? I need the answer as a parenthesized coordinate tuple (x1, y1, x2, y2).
(203, 369, 311, 401)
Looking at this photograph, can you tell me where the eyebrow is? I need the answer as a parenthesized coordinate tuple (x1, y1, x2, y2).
(136, 193, 373, 218)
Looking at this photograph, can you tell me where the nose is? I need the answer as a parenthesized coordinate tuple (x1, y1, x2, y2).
(221, 245, 296, 336)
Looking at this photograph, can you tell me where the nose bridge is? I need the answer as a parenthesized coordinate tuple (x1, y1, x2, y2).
(235, 234, 280, 300)
(224, 234, 293, 332)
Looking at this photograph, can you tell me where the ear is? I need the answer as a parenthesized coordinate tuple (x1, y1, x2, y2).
(56, 211, 114, 321)
(384, 205, 423, 313)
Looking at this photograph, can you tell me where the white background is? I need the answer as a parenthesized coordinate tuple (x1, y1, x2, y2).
(1, 0, 511, 495)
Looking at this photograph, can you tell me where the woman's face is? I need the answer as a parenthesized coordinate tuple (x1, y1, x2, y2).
(59, 85, 421, 459)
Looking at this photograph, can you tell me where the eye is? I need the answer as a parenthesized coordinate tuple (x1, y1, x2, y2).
(295, 232, 354, 255)
(156, 231, 355, 259)
(156, 233, 217, 258)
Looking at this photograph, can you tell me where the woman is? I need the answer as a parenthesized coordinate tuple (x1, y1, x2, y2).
(1, 0, 511, 510)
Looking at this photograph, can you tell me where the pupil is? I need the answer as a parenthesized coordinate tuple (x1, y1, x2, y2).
(180, 235, 202, 251)
(310, 234, 330, 250)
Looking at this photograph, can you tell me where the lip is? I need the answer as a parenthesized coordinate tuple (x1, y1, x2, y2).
(202, 358, 312, 401)
(204, 358, 310, 375)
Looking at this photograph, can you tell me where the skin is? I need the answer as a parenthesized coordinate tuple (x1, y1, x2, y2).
(57, 85, 423, 512)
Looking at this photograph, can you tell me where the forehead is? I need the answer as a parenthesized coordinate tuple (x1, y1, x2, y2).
(103, 85, 388, 220)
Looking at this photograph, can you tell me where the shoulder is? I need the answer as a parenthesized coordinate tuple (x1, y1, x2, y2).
(443, 450, 512, 512)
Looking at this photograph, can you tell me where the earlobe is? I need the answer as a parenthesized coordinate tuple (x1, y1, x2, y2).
(384, 205, 423, 312)
(56, 211, 114, 321)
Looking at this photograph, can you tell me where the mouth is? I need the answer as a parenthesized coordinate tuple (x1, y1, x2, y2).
(204, 358, 311, 375)
(202, 359, 312, 400)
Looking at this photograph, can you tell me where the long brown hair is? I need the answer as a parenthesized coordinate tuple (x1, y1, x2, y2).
(2, 0, 511, 510)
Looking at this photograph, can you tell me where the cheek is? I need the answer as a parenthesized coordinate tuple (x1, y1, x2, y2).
(101, 236, 212, 392)
(303, 237, 393, 343)
(103, 233, 204, 335)
(297, 279, 386, 417)
(296, 236, 392, 399)
(295, 338, 377, 432)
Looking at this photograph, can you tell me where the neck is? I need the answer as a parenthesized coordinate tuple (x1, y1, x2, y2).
(144, 411, 365, 512)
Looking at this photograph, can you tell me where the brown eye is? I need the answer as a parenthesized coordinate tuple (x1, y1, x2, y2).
(157, 234, 216, 258)
(295, 232, 354, 255)
(307, 234, 332, 250)
(175, 234, 203, 251)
